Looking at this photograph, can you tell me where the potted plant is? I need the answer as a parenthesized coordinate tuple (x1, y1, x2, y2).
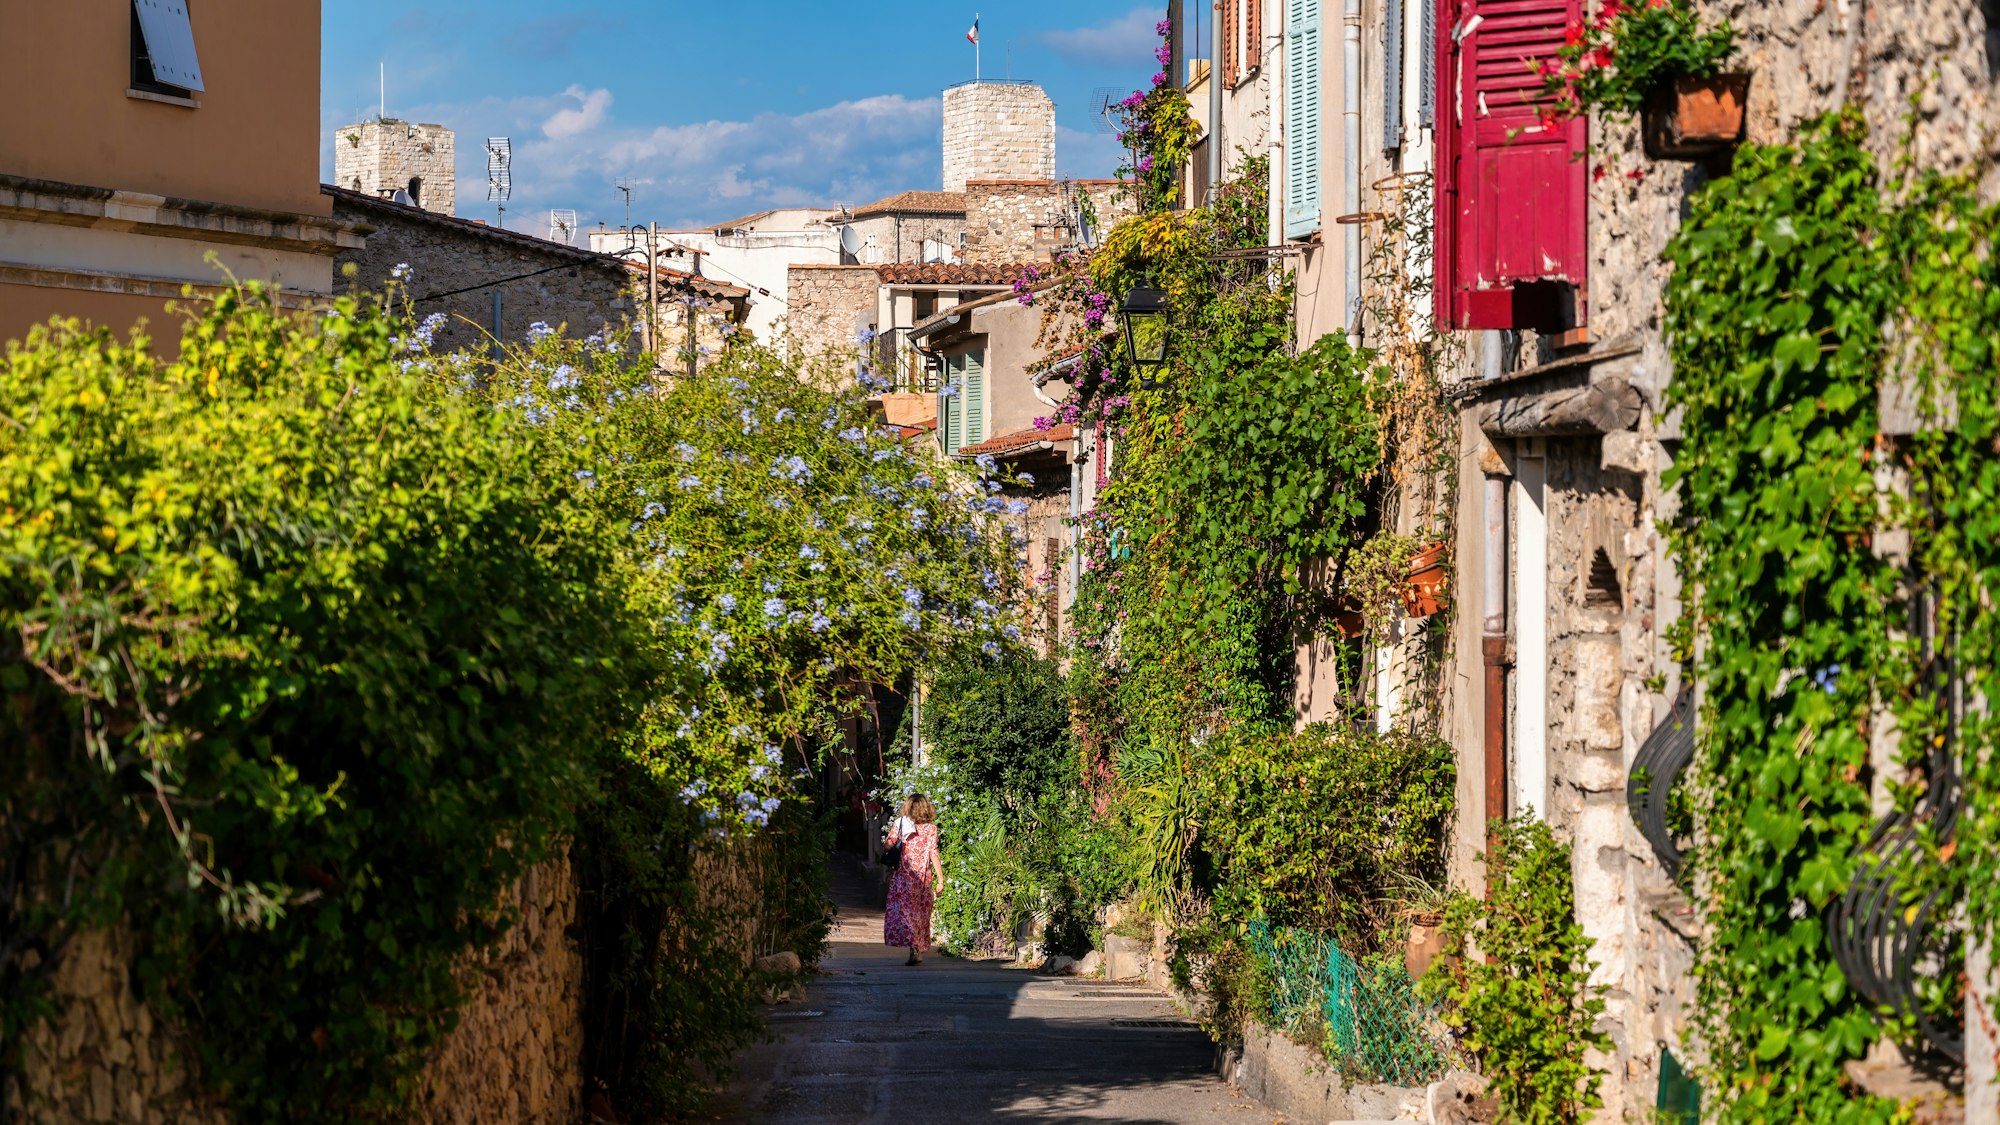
(1390, 874, 1454, 979)
(1536, 0, 1744, 160)
(1402, 541, 1450, 619)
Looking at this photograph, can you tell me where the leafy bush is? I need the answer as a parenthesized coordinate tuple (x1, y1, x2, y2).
(0, 283, 1017, 1119)
(921, 648, 1074, 823)
(1196, 724, 1455, 946)
(1422, 817, 1609, 1125)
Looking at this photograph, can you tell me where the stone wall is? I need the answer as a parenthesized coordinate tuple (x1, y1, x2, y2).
(783, 264, 879, 369)
(18, 859, 584, 1125)
(844, 212, 967, 265)
(330, 187, 636, 354)
(941, 83, 1057, 192)
(409, 861, 585, 1125)
(332, 119, 457, 216)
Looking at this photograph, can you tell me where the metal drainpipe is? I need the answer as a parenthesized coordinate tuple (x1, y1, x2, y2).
(1480, 331, 1510, 852)
(1343, 0, 1362, 334)
(1267, 8, 1283, 249)
(1207, 0, 1225, 198)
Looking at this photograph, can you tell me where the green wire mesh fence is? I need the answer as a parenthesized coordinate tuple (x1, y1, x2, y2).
(1247, 920, 1460, 1086)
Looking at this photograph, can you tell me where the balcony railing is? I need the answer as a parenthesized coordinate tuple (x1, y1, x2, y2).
(874, 328, 941, 393)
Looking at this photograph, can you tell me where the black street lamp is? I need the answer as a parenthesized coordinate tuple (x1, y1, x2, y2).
(1119, 280, 1171, 370)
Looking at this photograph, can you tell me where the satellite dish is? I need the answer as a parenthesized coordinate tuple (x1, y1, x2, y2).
(1090, 87, 1122, 134)
(838, 224, 864, 260)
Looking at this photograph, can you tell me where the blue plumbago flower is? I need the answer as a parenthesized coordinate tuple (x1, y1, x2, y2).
(527, 321, 556, 342)
(838, 426, 869, 444)
(548, 364, 579, 390)
(981, 640, 1002, 658)
(939, 383, 957, 399)
(973, 598, 994, 614)
(737, 790, 761, 810)
(642, 502, 665, 520)
(872, 447, 898, 463)
(1007, 499, 1030, 515)
(679, 779, 709, 802)
(676, 475, 702, 491)
(760, 796, 782, 814)
(976, 453, 997, 471)
(604, 339, 622, 353)
(766, 493, 791, 510)
(799, 544, 820, 560)
(763, 596, 787, 619)
(413, 311, 448, 349)
(743, 809, 770, 827)
(715, 593, 738, 614)
(391, 262, 412, 280)
(763, 579, 782, 593)
(901, 587, 923, 608)
(701, 808, 721, 824)
(769, 455, 811, 481)
(810, 610, 832, 632)
(764, 745, 784, 765)
(709, 486, 727, 504)
(1016, 472, 1035, 484)
(1002, 624, 1022, 641)
(774, 407, 795, 423)
(750, 765, 772, 783)
(584, 333, 605, 349)
(674, 442, 699, 462)
(899, 610, 921, 629)
(984, 480, 1004, 494)
(809, 561, 827, 573)
(728, 723, 752, 741)
(740, 407, 761, 433)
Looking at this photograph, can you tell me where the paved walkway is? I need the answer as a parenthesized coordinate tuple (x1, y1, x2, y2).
(713, 857, 1271, 1124)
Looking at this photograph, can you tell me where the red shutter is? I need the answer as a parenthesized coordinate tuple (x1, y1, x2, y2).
(1223, 0, 1240, 87)
(1434, 0, 1587, 332)
(1245, 0, 1262, 74)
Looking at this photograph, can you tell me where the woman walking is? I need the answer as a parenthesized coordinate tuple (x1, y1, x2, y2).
(882, 794, 943, 965)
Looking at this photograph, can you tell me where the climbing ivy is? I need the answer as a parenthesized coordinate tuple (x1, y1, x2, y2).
(1663, 111, 1996, 1121)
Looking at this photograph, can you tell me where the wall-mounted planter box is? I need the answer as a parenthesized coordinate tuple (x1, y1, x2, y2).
(1401, 544, 1451, 619)
(1644, 73, 1751, 160)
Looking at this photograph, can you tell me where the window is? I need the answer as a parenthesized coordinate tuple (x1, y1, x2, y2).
(131, 0, 204, 96)
(407, 178, 424, 208)
(1222, 0, 1264, 88)
(1283, 0, 1323, 239)
(1434, 0, 1587, 331)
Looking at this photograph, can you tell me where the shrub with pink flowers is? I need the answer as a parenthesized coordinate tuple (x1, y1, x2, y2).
(1535, 0, 1735, 122)
(1114, 18, 1200, 211)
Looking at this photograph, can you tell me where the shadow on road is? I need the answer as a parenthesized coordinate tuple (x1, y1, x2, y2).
(710, 855, 1266, 1124)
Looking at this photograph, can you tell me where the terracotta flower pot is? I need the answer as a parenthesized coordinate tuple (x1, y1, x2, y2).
(1401, 546, 1450, 619)
(1405, 921, 1448, 980)
(1644, 73, 1751, 160)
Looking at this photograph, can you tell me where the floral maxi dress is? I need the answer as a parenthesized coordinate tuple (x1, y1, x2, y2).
(883, 823, 939, 951)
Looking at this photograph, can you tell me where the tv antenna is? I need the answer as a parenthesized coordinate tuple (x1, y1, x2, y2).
(549, 209, 578, 244)
(485, 137, 512, 224)
(1089, 87, 1123, 133)
(616, 180, 635, 229)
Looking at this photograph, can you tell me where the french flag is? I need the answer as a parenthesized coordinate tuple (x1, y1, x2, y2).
(966, 16, 979, 44)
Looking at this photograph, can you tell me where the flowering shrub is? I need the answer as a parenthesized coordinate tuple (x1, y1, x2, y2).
(0, 284, 1021, 1119)
(1114, 18, 1201, 211)
(1536, 0, 1735, 122)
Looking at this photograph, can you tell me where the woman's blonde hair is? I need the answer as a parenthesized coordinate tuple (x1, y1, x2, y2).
(903, 794, 937, 825)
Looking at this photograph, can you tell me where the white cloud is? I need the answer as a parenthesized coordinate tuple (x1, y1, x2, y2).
(1040, 8, 1160, 65)
(542, 85, 613, 140)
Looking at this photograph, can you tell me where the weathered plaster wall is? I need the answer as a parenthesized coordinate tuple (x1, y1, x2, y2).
(783, 264, 880, 369)
(844, 212, 967, 266)
(941, 83, 1057, 192)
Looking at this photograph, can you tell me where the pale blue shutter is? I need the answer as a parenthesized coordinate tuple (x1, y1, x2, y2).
(939, 355, 959, 453)
(1384, 0, 1404, 151)
(964, 348, 985, 446)
(1284, 0, 1323, 239)
(1418, 0, 1436, 128)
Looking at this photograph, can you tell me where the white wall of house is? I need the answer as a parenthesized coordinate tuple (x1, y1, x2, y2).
(589, 216, 841, 345)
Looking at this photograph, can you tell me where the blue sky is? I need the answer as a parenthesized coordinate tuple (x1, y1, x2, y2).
(321, 3, 1163, 234)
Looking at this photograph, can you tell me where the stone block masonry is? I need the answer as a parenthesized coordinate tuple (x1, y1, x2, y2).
(942, 84, 1056, 192)
(333, 119, 457, 217)
(784, 264, 881, 369)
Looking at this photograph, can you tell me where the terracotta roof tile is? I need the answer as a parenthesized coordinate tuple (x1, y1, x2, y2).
(849, 190, 968, 218)
(958, 424, 1075, 458)
(877, 261, 1034, 286)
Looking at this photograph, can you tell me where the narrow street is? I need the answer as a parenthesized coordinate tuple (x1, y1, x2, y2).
(715, 859, 1268, 1124)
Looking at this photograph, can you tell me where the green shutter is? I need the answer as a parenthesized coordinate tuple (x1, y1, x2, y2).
(1284, 0, 1323, 239)
(964, 348, 985, 447)
(944, 354, 966, 452)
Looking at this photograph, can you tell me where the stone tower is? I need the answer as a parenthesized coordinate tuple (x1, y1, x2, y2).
(333, 119, 456, 216)
(941, 83, 1056, 191)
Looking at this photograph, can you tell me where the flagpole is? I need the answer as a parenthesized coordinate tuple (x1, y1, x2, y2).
(975, 13, 981, 81)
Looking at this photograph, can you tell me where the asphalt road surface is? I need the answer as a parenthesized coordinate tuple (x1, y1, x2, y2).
(713, 858, 1273, 1124)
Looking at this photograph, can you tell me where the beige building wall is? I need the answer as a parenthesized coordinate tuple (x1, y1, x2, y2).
(0, 0, 339, 349)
